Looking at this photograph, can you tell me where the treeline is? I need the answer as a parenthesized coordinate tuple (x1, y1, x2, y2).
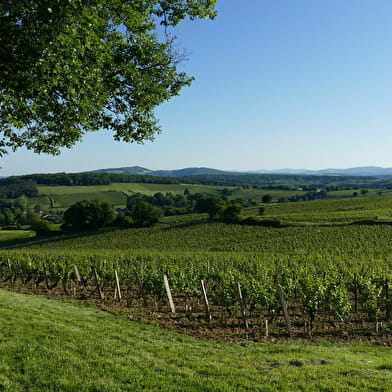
(2, 173, 197, 186)
(3, 171, 392, 190)
(127, 192, 191, 216)
(0, 197, 29, 226)
(126, 191, 279, 226)
(188, 173, 390, 189)
(0, 180, 38, 198)
(126, 191, 236, 217)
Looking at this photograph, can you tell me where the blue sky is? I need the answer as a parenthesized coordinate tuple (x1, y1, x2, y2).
(3, 0, 392, 176)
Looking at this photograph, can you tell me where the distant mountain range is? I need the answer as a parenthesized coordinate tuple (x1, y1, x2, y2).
(87, 165, 392, 177)
(88, 166, 233, 177)
(252, 166, 392, 176)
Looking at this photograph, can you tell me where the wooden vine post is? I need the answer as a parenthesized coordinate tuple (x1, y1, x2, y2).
(163, 274, 176, 314)
(200, 279, 212, 321)
(114, 270, 122, 302)
(93, 267, 104, 300)
(72, 265, 81, 297)
(353, 273, 358, 314)
(236, 282, 249, 329)
(7, 258, 12, 274)
(42, 261, 50, 289)
(7, 258, 15, 283)
(277, 283, 293, 338)
(386, 278, 391, 320)
(136, 272, 148, 307)
(74, 265, 81, 283)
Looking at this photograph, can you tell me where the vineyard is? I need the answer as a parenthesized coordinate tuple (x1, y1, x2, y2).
(1, 250, 391, 343)
(2, 193, 392, 343)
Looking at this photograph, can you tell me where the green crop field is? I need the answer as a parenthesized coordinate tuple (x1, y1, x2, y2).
(246, 194, 392, 223)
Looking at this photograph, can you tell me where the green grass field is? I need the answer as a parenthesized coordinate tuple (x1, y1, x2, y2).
(0, 230, 34, 242)
(1, 289, 392, 392)
(37, 183, 226, 197)
(51, 190, 127, 208)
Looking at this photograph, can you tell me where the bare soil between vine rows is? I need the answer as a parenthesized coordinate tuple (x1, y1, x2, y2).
(2, 280, 392, 346)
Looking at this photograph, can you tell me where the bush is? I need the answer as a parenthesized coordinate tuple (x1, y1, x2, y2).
(261, 194, 273, 203)
(113, 214, 133, 227)
(222, 204, 242, 223)
(30, 218, 51, 234)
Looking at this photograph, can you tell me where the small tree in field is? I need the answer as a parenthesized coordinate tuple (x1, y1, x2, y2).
(131, 201, 163, 227)
(30, 218, 51, 234)
(222, 204, 242, 223)
(360, 189, 369, 197)
(261, 194, 273, 203)
(64, 200, 116, 229)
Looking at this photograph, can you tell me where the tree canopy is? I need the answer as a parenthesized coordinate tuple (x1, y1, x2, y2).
(0, 0, 216, 155)
(63, 199, 116, 229)
(131, 200, 163, 226)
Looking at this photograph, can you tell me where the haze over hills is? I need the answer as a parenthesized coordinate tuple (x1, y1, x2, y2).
(252, 166, 392, 176)
(87, 166, 392, 178)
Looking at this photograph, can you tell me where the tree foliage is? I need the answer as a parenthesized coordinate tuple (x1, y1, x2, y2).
(29, 216, 51, 234)
(0, 0, 216, 155)
(0, 180, 38, 198)
(131, 200, 163, 227)
(63, 199, 116, 229)
(127, 191, 191, 215)
(261, 194, 272, 203)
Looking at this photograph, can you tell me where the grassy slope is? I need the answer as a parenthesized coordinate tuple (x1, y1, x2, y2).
(52, 191, 127, 208)
(0, 230, 34, 242)
(1, 289, 391, 392)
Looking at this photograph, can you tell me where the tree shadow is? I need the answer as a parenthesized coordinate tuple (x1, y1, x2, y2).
(159, 219, 212, 231)
(0, 227, 124, 250)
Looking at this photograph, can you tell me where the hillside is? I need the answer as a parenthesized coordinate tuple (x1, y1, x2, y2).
(88, 166, 229, 177)
(1, 289, 391, 392)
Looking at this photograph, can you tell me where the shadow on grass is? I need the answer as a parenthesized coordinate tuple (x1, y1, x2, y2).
(159, 219, 212, 231)
(0, 227, 125, 250)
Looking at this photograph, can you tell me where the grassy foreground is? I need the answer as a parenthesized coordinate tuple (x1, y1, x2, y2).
(1, 290, 391, 391)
